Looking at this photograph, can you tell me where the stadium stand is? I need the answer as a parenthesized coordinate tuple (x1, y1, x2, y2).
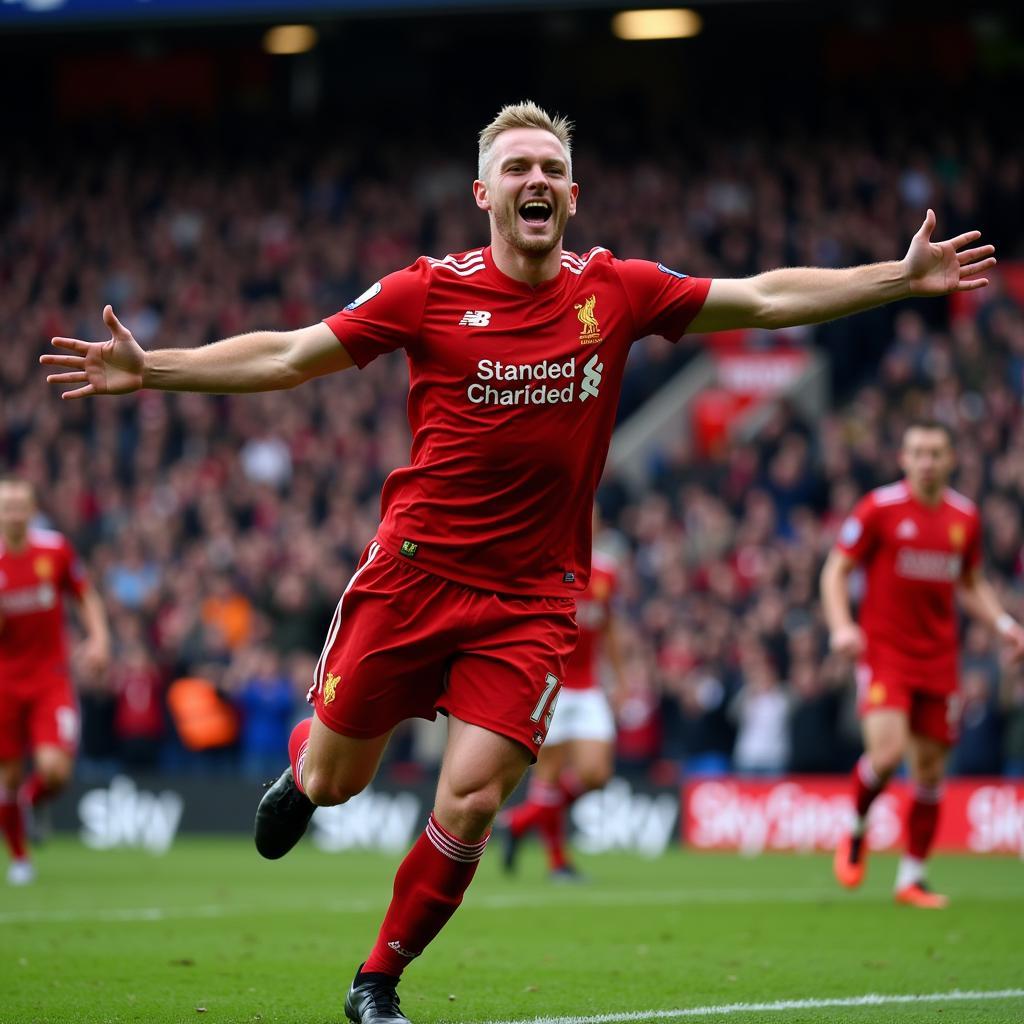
(3, 119, 1023, 779)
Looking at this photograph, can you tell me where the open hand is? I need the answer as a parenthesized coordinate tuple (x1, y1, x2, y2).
(903, 209, 996, 297)
(40, 305, 145, 399)
(1000, 621, 1024, 664)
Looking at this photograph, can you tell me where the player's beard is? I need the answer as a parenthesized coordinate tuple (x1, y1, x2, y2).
(493, 198, 567, 256)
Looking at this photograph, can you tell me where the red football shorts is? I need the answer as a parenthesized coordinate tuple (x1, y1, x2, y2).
(0, 666, 80, 760)
(856, 659, 959, 745)
(307, 540, 579, 758)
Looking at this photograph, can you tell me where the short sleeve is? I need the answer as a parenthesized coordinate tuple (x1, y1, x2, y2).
(61, 540, 88, 601)
(835, 495, 878, 564)
(614, 259, 712, 343)
(323, 258, 431, 368)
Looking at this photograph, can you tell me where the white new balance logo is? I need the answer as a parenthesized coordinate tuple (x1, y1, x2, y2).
(579, 352, 603, 401)
(459, 310, 492, 327)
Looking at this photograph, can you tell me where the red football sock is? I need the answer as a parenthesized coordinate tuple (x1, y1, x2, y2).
(906, 783, 942, 861)
(537, 801, 568, 870)
(288, 717, 313, 795)
(853, 754, 887, 823)
(19, 773, 52, 808)
(0, 791, 28, 860)
(558, 769, 586, 804)
(363, 813, 488, 978)
(507, 779, 562, 838)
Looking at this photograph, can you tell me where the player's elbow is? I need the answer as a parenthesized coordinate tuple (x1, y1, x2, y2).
(755, 294, 794, 330)
(274, 342, 313, 390)
(275, 361, 307, 390)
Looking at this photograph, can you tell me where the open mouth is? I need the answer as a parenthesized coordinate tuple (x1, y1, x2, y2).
(519, 199, 553, 225)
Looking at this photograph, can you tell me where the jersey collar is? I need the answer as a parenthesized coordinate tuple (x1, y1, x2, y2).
(482, 246, 567, 296)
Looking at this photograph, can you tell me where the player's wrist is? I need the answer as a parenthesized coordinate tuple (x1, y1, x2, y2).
(996, 613, 1016, 637)
(892, 258, 915, 300)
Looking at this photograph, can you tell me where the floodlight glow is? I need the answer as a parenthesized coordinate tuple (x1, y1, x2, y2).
(612, 9, 702, 41)
(263, 25, 318, 56)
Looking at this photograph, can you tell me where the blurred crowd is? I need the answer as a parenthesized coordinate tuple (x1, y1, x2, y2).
(2, 120, 1023, 780)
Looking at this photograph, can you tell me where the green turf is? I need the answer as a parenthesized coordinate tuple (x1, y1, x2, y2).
(1, 838, 1021, 1024)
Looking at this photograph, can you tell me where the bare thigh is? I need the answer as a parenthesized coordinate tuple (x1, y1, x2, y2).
(862, 709, 910, 778)
(434, 716, 533, 841)
(300, 712, 394, 807)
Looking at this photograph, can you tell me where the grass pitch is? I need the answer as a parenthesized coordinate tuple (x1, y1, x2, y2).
(1, 838, 1022, 1024)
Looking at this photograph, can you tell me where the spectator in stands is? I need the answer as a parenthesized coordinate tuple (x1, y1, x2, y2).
(230, 645, 299, 780)
(4, 119, 1024, 778)
(730, 643, 790, 775)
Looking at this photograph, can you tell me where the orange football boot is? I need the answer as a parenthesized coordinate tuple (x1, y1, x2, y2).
(833, 832, 867, 889)
(894, 881, 949, 909)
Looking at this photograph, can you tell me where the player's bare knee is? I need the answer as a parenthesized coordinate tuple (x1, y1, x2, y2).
(913, 756, 946, 789)
(42, 766, 70, 791)
(439, 785, 503, 836)
(869, 750, 902, 780)
(35, 752, 72, 791)
(302, 771, 366, 808)
(577, 764, 612, 791)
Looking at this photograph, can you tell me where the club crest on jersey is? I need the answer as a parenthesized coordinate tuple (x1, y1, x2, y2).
(400, 539, 419, 559)
(574, 294, 602, 344)
(323, 671, 341, 705)
(33, 556, 54, 581)
(949, 523, 966, 549)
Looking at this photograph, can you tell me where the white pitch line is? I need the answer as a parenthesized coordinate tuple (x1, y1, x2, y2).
(2, 884, 1023, 925)
(473, 987, 1024, 1024)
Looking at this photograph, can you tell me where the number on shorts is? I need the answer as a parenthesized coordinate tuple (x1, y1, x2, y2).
(530, 672, 561, 723)
(56, 706, 79, 744)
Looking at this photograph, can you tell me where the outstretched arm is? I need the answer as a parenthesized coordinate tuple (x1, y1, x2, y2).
(958, 570, 1024, 662)
(41, 306, 353, 399)
(688, 210, 996, 334)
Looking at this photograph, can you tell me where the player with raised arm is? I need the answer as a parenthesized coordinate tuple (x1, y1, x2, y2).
(0, 478, 110, 885)
(822, 421, 1024, 908)
(42, 102, 996, 1021)
(502, 542, 625, 880)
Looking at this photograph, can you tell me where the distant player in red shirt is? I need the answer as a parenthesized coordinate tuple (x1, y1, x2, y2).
(502, 541, 625, 880)
(43, 101, 997, 1021)
(822, 421, 1024, 908)
(0, 477, 110, 885)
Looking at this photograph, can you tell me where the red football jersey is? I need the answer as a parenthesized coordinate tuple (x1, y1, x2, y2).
(0, 528, 87, 686)
(563, 553, 617, 690)
(325, 247, 710, 595)
(836, 481, 982, 692)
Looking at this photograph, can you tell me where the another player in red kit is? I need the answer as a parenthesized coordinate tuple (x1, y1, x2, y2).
(0, 478, 110, 885)
(43, 101, 997, 1020)
(502, 547, 624, 879)
(822, 422, 1024, 908)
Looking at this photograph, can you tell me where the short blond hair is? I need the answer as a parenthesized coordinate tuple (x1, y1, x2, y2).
(478, 100, 573, 181)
